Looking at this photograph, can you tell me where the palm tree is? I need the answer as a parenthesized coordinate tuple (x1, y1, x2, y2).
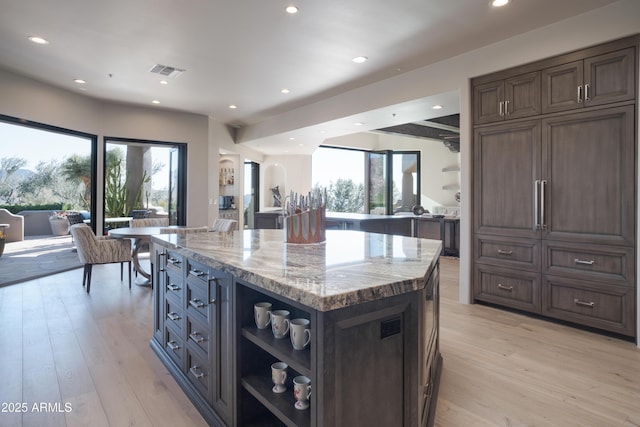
(61, 154, 91, 209)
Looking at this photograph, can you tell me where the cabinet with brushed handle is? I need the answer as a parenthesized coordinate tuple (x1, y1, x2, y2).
(472, 35, 637, 338)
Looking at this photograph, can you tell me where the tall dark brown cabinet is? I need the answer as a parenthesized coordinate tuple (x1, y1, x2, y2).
(472, 36, 637, 338)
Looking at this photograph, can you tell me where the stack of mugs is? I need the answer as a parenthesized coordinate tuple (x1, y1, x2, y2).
(254, 302, 311, 350)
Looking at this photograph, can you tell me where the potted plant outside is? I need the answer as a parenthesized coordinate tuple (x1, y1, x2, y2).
(49, 212, 70, 236)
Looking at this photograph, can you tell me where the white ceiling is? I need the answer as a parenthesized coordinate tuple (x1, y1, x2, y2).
(0, 0, 620, 154)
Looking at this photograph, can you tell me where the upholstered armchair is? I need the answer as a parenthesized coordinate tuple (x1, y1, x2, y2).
(70, 224, 132, 293)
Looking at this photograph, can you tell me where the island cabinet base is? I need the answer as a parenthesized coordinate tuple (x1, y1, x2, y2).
(151, 231, 441, 427)
(234, 263, 440, 427)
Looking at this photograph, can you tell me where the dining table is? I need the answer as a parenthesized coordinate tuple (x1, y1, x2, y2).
(108, 226, 165, 286)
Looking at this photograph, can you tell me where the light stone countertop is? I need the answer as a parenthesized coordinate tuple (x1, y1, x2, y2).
(152, 229, 441, 311)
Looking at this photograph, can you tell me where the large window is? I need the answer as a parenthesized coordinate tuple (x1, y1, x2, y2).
(104, 137, 186, 230)
(312, 146, 419, 214)
(0, 115, 96, 219)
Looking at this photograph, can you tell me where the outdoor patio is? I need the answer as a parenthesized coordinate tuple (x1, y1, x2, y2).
(0, 235, 81, 286)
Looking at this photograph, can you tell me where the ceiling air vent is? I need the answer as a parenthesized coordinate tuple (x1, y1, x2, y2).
(149, 64, 185, 78)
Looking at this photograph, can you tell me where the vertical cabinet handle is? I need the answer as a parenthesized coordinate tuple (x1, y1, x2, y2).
(577, 85, 583, 103)
(584, 84, 590, 101)
(499, 101, 504, 117)
(540, 180, 547, 230)
(533, 180, 540, 230)
(504, 100, 509, 116)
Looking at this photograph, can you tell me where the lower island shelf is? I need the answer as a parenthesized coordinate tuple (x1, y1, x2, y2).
(151, 229, 442, 426)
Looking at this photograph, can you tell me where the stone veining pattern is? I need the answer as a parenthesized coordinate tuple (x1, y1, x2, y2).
(153, 229, 441, 311)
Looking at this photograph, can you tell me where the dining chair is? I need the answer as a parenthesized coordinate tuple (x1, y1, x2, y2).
(212, 219, 237, 232)
(70, 223, 132, 293)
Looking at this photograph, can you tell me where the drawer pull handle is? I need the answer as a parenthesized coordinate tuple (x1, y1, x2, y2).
(167, 283, 180, 291)
(190, 269, 206, 277)
(574, 298, 595, 308)
(167, 340, 181, 351)
(167, 257, 181, 265)
(497, 283, 513, 291)
(189, 332, 205, 343)
(189, 365, 205, 380)
(497, 249, 513, 256)
(574, 258, 595, 266)
(167, 312, 181, 321)
(189, 299, 206, 309)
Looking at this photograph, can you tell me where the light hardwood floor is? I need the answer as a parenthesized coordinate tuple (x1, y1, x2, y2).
(0, 257, 638, 426)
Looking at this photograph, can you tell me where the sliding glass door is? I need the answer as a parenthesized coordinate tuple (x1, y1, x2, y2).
(104, 137, 186, 231)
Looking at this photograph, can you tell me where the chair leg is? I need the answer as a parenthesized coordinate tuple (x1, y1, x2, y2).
(120, 262, 124, 281)
(127, 261, 132, 289)
(82, 264, 88, 288)
(86, 264, 93, 293)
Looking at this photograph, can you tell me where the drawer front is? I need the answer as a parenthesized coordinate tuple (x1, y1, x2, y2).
(474, 265, 540, 312)
(186, 258, 211, 285)
(187, 314, 211, 357)
(164, 325, 184, 368)
(475, 235, 539, 271)
(165, 250, 183, 273)
(186, 348, 212, 403)
(186, 279, 214, 323)
(543, 242, 634, 285)
(542, 276, 636, 337)
(165, 269, 183, 303)
(165, 298, 184, 333)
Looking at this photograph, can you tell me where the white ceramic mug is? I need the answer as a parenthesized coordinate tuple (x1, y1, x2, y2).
(293, 376, 311, 410)
(271, 310, 290, 339)
(290, 318, 311, 350)
(254, 302, 272, 329)
(271, 362, 288, 393)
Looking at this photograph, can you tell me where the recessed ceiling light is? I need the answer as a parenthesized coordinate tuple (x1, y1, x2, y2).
(73, 79, 86, 84)
(152, 100, 160, 104)
(289, 137, 295, 141)
(286, 5, 298, 14)
(491, 0, 509, 7)
(281, 88, 290, 94)
(354, 122, 364, 126)
(432, 105, 443, 110)
(352, 56, 368, 63)
(159, 80, 169, 85)
(228, 104, 238, 109)
(28, 36, 49, 45)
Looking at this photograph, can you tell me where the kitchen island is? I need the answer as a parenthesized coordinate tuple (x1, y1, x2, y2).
(151, 229, 442, 426)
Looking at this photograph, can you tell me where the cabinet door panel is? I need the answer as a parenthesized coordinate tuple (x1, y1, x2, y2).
(505, 71, 541, 119)
(474, 80, 504, 124)
(542, 106, 635, 245)
(541, 60, 583, 113)
(584, 47, 635, 107)
(474, 120, 541, 238)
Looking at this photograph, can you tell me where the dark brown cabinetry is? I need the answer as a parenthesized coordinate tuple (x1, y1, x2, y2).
(542, 47, 635, 114)
(473, 71, 541, 124)
(472, 36, 637, 338)
(152, 247, 234, 426)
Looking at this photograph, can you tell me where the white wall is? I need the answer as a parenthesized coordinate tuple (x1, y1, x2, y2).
(260, 155, 312, 211)
(0, 67, 210, 227)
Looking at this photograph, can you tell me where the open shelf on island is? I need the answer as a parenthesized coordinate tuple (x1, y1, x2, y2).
(242, 326, 311, 377)
(242, 374, 311, 427)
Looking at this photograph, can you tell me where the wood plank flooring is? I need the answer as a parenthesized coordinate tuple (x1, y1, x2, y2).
(0, 257, 638, 426)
